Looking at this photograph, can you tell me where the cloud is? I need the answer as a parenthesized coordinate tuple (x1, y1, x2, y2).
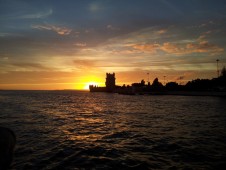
(89, 2, 104, 12)
(74, 43, 87, 47)
(18, 9, 53, 19)
(132, 43, 160, 53)
(162, 41, 224, 55)
(186, 41, 224, 55)
(129, 42, 188, 55)
(160, 42, 187, 54)
(0, 32, 23, 37)
(32, 24, 72, 35)
(107, 25, 120, 31)
(10, 62, 51, 71)
(73, 59, 113, 72)
(198, 21, 215, 28)
(0, 61, 55, 74)
(74, 59, 97, 69)
(130, 41, 224, 56)
(157, 29, 167, 34)
(0, 9, 53, 20)
(110, 49, 139, 55)
(205, 30, 212, 34)
(197, 35, 206, 41)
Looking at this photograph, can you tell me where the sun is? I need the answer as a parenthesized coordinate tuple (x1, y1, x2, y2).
(84, 82, 100, 90)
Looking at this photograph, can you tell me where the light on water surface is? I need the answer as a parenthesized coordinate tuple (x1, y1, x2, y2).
(0, 91, 226, 169)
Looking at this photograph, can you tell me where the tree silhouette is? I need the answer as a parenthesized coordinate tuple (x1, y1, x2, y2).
(166, 82, 179, 91)
(151, 78, 163, 91)
(221, 66, 226, 77)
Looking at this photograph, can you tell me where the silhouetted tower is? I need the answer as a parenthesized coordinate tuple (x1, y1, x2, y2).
(216, 59, 220, 77)
(105, 73, 116, 92)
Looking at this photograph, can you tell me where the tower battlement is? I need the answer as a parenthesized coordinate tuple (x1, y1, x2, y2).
(105, 72, 116, 92)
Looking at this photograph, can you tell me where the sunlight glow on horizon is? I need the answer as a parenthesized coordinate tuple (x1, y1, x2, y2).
(84, 82, 101, 90)
(78, 76, 105, 90)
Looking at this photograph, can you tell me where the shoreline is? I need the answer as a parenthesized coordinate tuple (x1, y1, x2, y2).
(1, 89, 226, 97)
(134, 91, 226, 97)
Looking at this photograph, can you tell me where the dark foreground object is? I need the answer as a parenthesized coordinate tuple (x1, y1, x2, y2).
(0, 127, 16, 170)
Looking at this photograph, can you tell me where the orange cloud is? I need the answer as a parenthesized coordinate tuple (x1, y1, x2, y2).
(132, 43, 160, 53)
(162, 41, 224, 55)
(32, 24, 72, 35)
(73, 59, 99, 69)
(130, 40, 224, 55)
(186, 41, 224, 54)
(161, 42, 187, 54)
(110, 49, 137, 55)
(157, 29, 167, 34)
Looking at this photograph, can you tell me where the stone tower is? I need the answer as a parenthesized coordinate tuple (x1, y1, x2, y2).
(105, 73, 116, 92)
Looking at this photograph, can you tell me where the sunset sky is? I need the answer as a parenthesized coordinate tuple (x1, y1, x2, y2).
(0, 0, 226, 90)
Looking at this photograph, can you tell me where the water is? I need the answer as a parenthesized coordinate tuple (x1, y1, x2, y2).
(0, 90, 226, 170)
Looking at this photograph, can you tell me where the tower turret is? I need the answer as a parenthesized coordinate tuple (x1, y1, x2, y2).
(105, 73, 116, 92)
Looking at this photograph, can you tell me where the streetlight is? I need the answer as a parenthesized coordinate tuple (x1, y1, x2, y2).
(216, 59, 220, 77)
(147, 72, 150, 83)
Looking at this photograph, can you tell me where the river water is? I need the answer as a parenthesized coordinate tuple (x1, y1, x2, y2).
(0, 90, 226, 169)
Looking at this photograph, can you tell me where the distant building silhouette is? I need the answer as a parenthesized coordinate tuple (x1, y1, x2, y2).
(105, 73, 116, 92)
(90, 69, 226, 95)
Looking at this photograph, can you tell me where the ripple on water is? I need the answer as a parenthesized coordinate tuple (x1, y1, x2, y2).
(0, 91, 226, 169)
